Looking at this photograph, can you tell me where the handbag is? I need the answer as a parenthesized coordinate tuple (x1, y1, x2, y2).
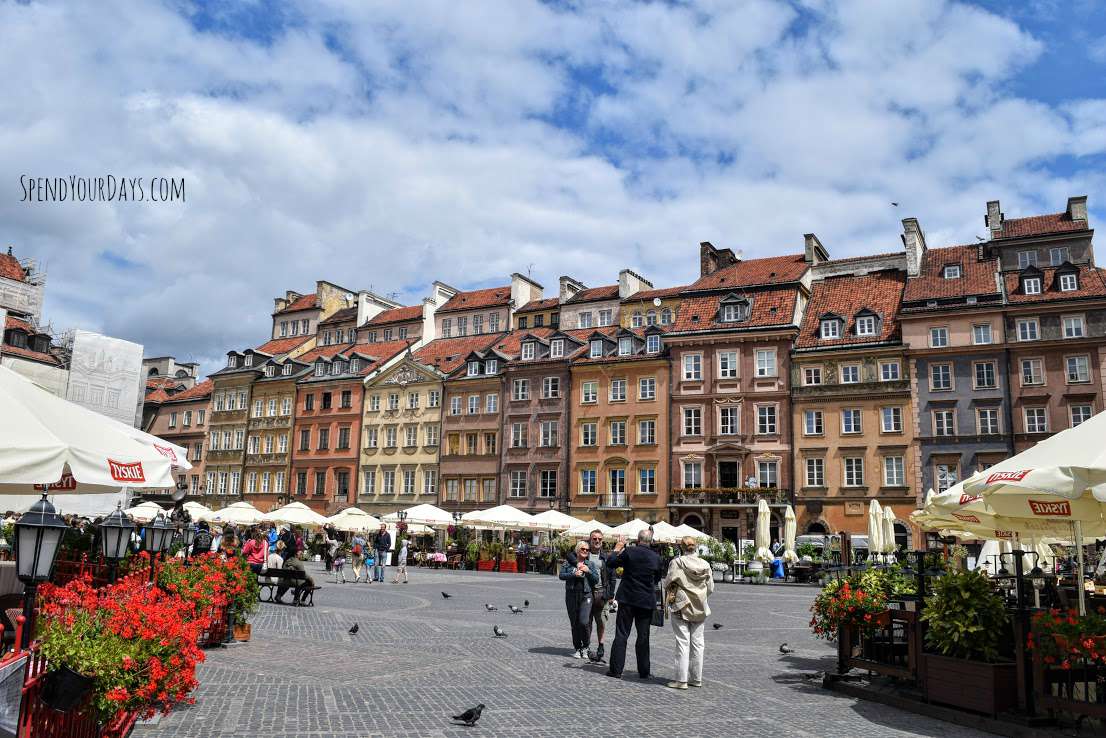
(651, 584, 665, 627)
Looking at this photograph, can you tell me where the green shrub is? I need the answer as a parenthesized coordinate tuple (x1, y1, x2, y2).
(921, 569, 1009, 662)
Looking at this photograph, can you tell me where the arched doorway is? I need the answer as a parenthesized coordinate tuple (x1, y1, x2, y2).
(806, 522, 828, 535)
(894, 523, 911, 551)
(147, 367, 159, 376)
(681, 513, 704, 530)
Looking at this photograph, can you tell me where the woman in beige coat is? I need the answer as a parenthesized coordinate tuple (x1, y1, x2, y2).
(662, 536, 716, 689)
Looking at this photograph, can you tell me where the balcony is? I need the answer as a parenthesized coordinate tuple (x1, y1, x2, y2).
(598, 494, 630, 510)
(245, 452, 289, 466)
(248, 415, 292, 430)
(206, 449, 243, 463)
(668, 487, 791, 507)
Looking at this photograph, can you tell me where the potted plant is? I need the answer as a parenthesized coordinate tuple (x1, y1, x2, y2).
(920, 569, 1015, 716)
(809, 579, 889, 642)
(1028, 606, 1106, 669)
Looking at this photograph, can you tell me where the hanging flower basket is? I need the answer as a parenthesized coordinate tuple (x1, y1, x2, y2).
(39, 664, 94, 713)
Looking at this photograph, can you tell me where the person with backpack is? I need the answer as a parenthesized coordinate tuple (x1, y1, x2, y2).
(350, 533, 367, 582)
(191, 521, 214, 557)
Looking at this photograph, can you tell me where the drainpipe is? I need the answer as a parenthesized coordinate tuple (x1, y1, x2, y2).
(1002, 346, 1016, 457)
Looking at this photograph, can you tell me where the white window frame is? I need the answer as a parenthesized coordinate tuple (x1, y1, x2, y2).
(820, 320, 840, 339)
(929, 327, 949, 348)
(1017, 318, 1039, 341)
(841, 408, 863, 434)
(855, 315, 876, 336)
(638, 376, 656, 400)
(1059, 273, 1078, 292)
(755, 349, 777, 377)
(805, 458, 825, 487)
(682, 407, 701, 436)
(1024, 407, 1048, 434)
(718, 351, 738, 379)
(682, 353, 702, 381)
(972, 323, 993, 345)
(1063, 314, 1086, 338)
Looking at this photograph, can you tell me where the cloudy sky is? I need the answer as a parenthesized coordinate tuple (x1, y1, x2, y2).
(4, 0, 1106, 375)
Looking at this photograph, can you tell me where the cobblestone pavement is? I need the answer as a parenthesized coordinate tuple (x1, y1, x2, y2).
(135, 564, 987, 738)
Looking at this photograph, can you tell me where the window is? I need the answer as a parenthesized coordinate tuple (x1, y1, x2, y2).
(581, 381, 597, 403)
(803, 410, 823, 436)
(542, 377, 560, 398)
(484, 432, 496, 455)
(943, 264, 961, 279)
(805, 458, 825, 487)
(197, 409, 205, 425)
(1018, 250, 1037, 269)
(367, 331, 377, 343)
(646, 334, 661, 353)
(930, 363, 952, 391)
(639, 467, 656, 494)
(385, 428, 397, 447)
(1064, 315, 1085, 338)
(683, 407, 701, 436)
(632, 311, 643, 328)
(683, 461, 702, 489)
(468, 395, 479, 414)
(340, 390, 352, 409)
(264, 435, 274, 453)
(511, 423, 528, 448)
(839, 365, 860, 384)
(404, 426, 417, 447)
(718, 351, 737, 378)
(1021, 358, 1043, 385)
(609, 420, 626, 445)
(842, 408, 862, 434)
(757, 405, 777, 434)
(589, 340, 603, 358)
(314, 361, 325, 377)
(580, 469, 597, 495)
(423, 470, 438, 495)
(721, 303, 743, 322)
(881, 407, 903, 433)
(661, 308, 672, 325)
(844, 458, 864, 487)
(929, 327, 948, 348)
(521, 342, 535, 360)
(856, 315, 876, 335)
(253, 399, 263, 417)
(578, 312, 593, 329)
(1071, 405, 1093, 427)
(485, 393, 498, 413)
(366, 394, 377, 411)
(755, 349, 776, 377)
(539, 470, 557, 497)
(168, 412, 177, 428)
(386, 393, 397, 411)
(336, 427, 350, 449)
(365, 428, 378, 448)
(428, 390, 441, 407)
(880, 361, 901, 381)
(1017, 318, 1039, 341)
(1067, 355, 1090, 383)
(639, 377, 656, 400)
(407, 392, 419, 409)
(720, 407, 739, 435)
(1023, 277, 1042, 295)
(974, 361, 996, 389)
(442, 319, 452, 337)
(489, 313, 500, 332)
(299, 429, 310, 451)
(934, 410, 955, 436)
(1059, 273, 1078, 292)
(978, 408, 1000, 435)
(512, 379, 529, 401)
(1025, 407, 1048, 433)
(445, 479, 459, 501)
(683, 354, 702, 381)
(550, 339, 564, 358)
(803, 367, 822, 385)
(281, 397, 292, 415)
(540, 421, 558, 447)
(608, 468, 625, 497)
(246, 472, 257, 494)
(936, 463, 958, 493)
(382, 470, 395, 495)
(581, 422, 597, 446)
(884, 456, 905, 486)
(467, 361, 480, 377)
(278, 434, 288, 453)
(321, 392, 333, 410)
(473, 314, 484, 334)
(248, 435, 259, 455)
(425, 425, 439, 446)
(466, 434, 477, 454)
(757, 460, 778, 488)
(609, 379, 626, 402)
(510, 471, 527, 498)
(598, 309, 612, 327)
(317, 428, 330, 450)
(457, 317, 468, 336)
(618, 336, 632, 356)
(638, 419, 656, 444)
(820, 320, 840, 339)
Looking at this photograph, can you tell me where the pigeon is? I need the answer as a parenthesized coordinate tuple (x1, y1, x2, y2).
(441, 592, 452, 599)
(452, 704, 484, 726)
(484, 603, 497, 611)
(779, 643, 795, 654)
(523, 599, 529, 608)
(712, 623, 723, 630)
(348, 623, 359, 635)
(508, 605, 522, 614)
(891, 202, 899, 207)
(493, 625, 508, 638)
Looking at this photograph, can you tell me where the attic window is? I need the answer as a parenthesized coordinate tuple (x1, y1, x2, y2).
(227, 355, 238, 368)
(485, 359, 498, 374)
(467, 361, 480, 377)
(314, 360, 325, 377)
(521, 341, 535, 361)
(350, 357, 360, 373)
(244, 354, 253, 367)
(820, 319, 841, 339)
(943, 265, 961, 279)
(589, 340, 603, 358)
(855, 316, 876, 336)
(550, 338, 564, 358)
(1023, 277, 1042, 295)
(618, 336, 632, 356)
(264, 365, 275, 377)
(1059, 273, 1078, 292)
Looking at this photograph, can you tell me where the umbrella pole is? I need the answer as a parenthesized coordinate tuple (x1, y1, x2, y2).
(1075, 521, 1087, 616)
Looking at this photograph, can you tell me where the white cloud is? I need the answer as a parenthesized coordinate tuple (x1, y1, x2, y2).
(0, 0, 1102, 375)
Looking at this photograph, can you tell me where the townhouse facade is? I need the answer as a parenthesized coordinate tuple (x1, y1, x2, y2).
(141, 379, 213, 499)
(243, 358, 304, 510)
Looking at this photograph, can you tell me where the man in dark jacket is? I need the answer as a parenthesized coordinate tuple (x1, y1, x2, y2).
(373, 523, 391, 582)
(605, 529, 662, 679)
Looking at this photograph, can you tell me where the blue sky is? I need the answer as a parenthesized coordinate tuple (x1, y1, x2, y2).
(4, 0, 1106, 375)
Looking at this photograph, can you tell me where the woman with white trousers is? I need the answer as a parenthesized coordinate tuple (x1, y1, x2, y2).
(662, 536, 715, 689)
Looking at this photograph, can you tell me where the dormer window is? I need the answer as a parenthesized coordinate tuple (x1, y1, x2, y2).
(282, 363, 292, 376)
(1059, 273, 1078, 292)
(521, 342, 535, 360)
(855, 316, 876, 336)
(943, 265, 961, 279)
(618, 337, 632, 356)
(333, 361, 346, 375)
(1023, 277, 1042, 295)
(820, 320, 841, 339)
(350, 357, 360, 373)
(590, 340, 603, 358)
(264, 365, 275, 377)
(227, 355, 238, 368)
(244, 354, 253, 367)
(646, 334, 661, 353)
(550, 339, 564, 358)
(485, 359, 498, 374)
(467, 361, 480, 377)
(314, 361, 325, 377)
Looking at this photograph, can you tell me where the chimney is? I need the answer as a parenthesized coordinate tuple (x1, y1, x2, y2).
(618, 269, 652, 299)
(559, 275, 585, 303)
(900, 218, 928, 277)
(985, 200, 1003, 237)
(1067, 195, 1088, 224)
(803, 233, 829, 265)
(699, 241, 739, 277)
(274, 297, 288, 313)
(510, 272, 543, 311)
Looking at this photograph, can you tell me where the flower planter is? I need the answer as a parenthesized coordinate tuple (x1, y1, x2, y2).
(39, 664, 94, 713)
(872, 610, 891, 628)
(498, 560, 519, 574)
(233, 622, 252, 641)
(476, 560, 496, 572)
(924, 654, 1017, 716)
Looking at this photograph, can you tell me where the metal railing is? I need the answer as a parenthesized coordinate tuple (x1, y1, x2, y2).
(668, 487, 791, 506)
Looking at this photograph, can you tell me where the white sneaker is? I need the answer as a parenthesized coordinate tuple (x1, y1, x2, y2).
(572, 649, 584, 659)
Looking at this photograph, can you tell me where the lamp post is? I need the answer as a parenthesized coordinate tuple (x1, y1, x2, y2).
(98, 503, 134, 583)
(180, 523, 196, 560)
(144, 514, 174, 584)
(14, 494, 69, 649)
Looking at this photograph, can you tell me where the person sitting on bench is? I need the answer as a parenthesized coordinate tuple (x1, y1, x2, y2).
(277, 548, 315, 605)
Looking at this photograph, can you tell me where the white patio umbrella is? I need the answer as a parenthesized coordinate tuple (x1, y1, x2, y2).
(124, 501, 165, 523)
(882, 506, 898, 557)
(0, 364, 189, 494)
(327, 507, 381, 533)
(563, 519, 614, 539)
(611, 518, 652, 539)
(754, 499, 773, 563)
(262, 501, 329, 527)
(212, 501, 264, 526)
(183, 501, 215, 522)
(673, 523, 711, 540)
(782, 506, 799, 565)
(650, 521, 685, 544)
(867, 500, 884, 562)
(382, 503, 454, 528)
(461, 504, 537, 530)
(977, 538, 1014, 576)
(528, 509, 584, 532)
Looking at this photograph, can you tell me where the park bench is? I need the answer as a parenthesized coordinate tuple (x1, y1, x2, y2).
(258, 569, 320, 607)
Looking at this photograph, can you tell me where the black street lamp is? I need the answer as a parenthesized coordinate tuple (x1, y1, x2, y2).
(144, 514, 174, 583)
(398, 510, 408, 521)
(14, 494, 68, 649)
(98, 503, 134, 583)
(180, 523, 196, 559)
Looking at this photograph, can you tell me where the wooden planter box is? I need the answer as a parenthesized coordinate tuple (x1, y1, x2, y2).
(924, 654, 1017, 716)
(476, 560, 496, 572)
(498, 560, 518, 573)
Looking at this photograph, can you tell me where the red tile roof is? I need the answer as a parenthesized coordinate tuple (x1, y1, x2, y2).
(363, 305, 423, 326)
(144, 388, 171, 403)
(565, 285, 620, 304)
(255, 335, 312, 356)
(4, 315, 34, 334)
(795, 271, 906, 349)
(437, 286, 511, 314)
(0, 252, 25, 282)
(515, 297, 560, 314)
(168, 379, 213, 402)
(145, 376, 179, 391)
(273, 293, 319, 315)
(669, 288, 797, 333)
(297, 343, 357, 363)
(903, 244, 999, 303)
(629, 285, 686, 301)
(1004, 265, 1106, 303)
(0, 343, 60, 365)
(686, 254, 809, 292)
(318, 307, 357, 325)
(413, 334, 504, 374)
(995, 212, 1088, 240)
(490, 328, 556, 357)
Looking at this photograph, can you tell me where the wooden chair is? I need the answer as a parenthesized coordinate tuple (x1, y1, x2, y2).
(446, 555, 462, 570)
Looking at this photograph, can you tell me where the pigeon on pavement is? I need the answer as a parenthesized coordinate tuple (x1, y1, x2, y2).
(485, 603, 498, 611)
(452, 704, 485, 726)
(493, 625, 507, 638)
(508, 605, 522, 614)
(348, 623, 359, 635)
(441, 592, 452, 599)
(712, 623, 723, 630)
(779, 643, 795, 654)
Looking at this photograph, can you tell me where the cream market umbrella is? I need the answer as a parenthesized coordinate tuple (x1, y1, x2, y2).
(125, 501, 165, 523)
(882, 506, 898, 557)
(564, 519, 614, 539)
(212, 501, 264, 526)
(977, 539, 1014, 576)
(183, 501, 215, 522)
(674, 523, 711, 540)
(462, 504, 537, 530)
(754, 499, 773, 563)
(867, 500, 884, 562)
(262, 501, 329, 527)
(0, 364, 189, 494)
(327, 507, 381, 533)
(528, 509, 584, 532)
(782, 506, 799, 565)
(382, 503, 454, 528)
(611, 518, 652, 539)
(650, 521, 685, 544)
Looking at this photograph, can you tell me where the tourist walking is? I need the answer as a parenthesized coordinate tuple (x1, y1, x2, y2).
(350, 532, 366, 582)
(662, 536, 715, 690)
(605, 530, 662, 680)
(560, 540, 600, 659)
(585, 529, 613, 660)
(391, 537, 409, 583)
(333, 544, 348, 584)
(372, 523, 391, 582)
